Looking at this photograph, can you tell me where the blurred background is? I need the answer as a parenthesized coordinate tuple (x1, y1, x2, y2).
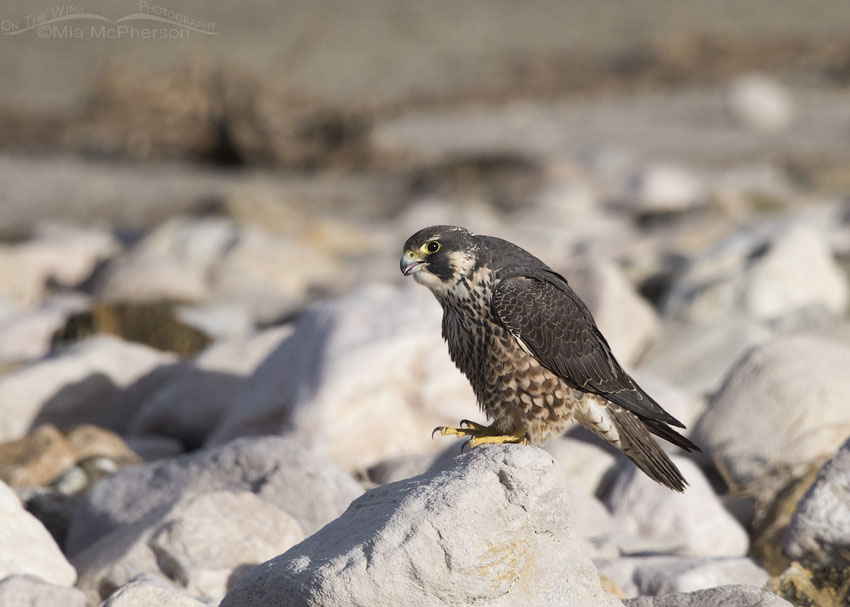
(2, 2, 850, 603)
(1, 0, 849, 330)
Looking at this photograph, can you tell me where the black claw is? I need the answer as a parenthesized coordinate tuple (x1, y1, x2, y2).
(524, 432, 531, 444)
(459, 419, 473, 428)
(431, 426, 443, 440)
(460, 439, 472, 454)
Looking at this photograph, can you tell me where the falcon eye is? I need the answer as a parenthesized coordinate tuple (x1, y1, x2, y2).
(425, 241, 441, 254)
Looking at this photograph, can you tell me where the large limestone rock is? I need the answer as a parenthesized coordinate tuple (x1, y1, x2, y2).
(66, 436, 361, 557)
(0, 335, 176, 442)
(0, 480, 76, 586)
(694, 335, 850, 500)
(73, 490, 304, 604)
(221, 445, 623, 607)
(208, 284, 480, 472)
(783, 436, 850, 567)
(604, 456, 749, 557)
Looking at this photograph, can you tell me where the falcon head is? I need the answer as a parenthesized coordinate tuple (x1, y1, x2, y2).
(400, 225, 478, 292)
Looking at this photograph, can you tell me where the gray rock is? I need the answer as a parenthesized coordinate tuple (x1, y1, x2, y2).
(66, 436, 362, 557)
(193, 326, 292, 375)
(221, 445, 623, 607)
(727, 73, 794, 133)
(0, 335, 177, 442)
(0, 481, 76, 586)
(596, 556, 769, 598)
(0, 575, 87, 607)
(637, 316, 771, 396)
(367, 453, 438, 486)
(126, 327, 294, 448)
(101, 573, 208, 607)
(783, 436, 850, 567)
(605, 456, 749, 557)
(694, 335, 850, 501)
(126, 364, 246, 448)
(207, 284, 480, 473)
(74, 490, 304, 604)
(623, 584, 792, 607)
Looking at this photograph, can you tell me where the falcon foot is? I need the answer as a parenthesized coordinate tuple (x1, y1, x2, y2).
(431, 420, 529, 449)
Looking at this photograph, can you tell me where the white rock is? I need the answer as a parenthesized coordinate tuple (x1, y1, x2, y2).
(17, 223, 120, 287)
(663, 225, 848, 323)
(0, 293, 89, 365)
(0, 247, 52, 306)
(637, 317, 772, 396)
(694, 335, 850, 500)
(623, 584, 792, 607)
(176, 302, 255, 339)
(0, 335, 176, 442)
(727, 73, 794, 133)
(66, 436, 361, 556)
(625, 164, 706, 214)
(604, 456, 749, 557)
(95, 216, 239, 302)
(212, 227, 342, 323)
(207, 284, 480, 473)
(744, 226, 849, 320)
(783, 436, 850, 567)
(543, 435, 619, 497)
(0, 481, 76, 586)
(595, 556, 769, 598)
(221, 445, 623, 607)
(74, 490, 304, 604)
(194, 325, 292, 375)
(567, 260, 660, 367)
(0, 575, 87, 607)
(101, 573, 208, 607)
(0, 224, 118, 306)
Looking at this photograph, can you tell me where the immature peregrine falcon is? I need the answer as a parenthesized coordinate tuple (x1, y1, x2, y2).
(400, 225, 699, 491)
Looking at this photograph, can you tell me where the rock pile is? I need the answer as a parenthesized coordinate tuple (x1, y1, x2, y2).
(1, 83, 849, 605)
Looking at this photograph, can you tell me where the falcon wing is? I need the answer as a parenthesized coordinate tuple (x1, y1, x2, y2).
(492, 271, 685, 428)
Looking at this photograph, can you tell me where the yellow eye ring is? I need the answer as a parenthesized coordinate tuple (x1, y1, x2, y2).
(424, 241, 440, 254)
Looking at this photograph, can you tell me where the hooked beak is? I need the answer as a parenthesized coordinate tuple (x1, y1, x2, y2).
(400, 250, 426, 276)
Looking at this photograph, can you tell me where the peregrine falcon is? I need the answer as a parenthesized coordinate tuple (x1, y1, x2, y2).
(400, 225, 699, 491)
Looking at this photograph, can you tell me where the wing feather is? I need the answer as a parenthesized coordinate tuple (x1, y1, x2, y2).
(492, 271, 685, 428)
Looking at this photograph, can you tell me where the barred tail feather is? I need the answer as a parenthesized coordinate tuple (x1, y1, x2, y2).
(610, 406, 688, 492)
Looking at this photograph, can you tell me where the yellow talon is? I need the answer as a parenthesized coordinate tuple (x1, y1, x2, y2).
(432, 421, 529, 449)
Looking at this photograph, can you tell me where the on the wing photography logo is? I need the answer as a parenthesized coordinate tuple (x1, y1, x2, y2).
(0, 2, 217, 39)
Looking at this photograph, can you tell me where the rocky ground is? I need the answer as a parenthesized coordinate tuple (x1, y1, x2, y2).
(2, 24, 850, 607)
